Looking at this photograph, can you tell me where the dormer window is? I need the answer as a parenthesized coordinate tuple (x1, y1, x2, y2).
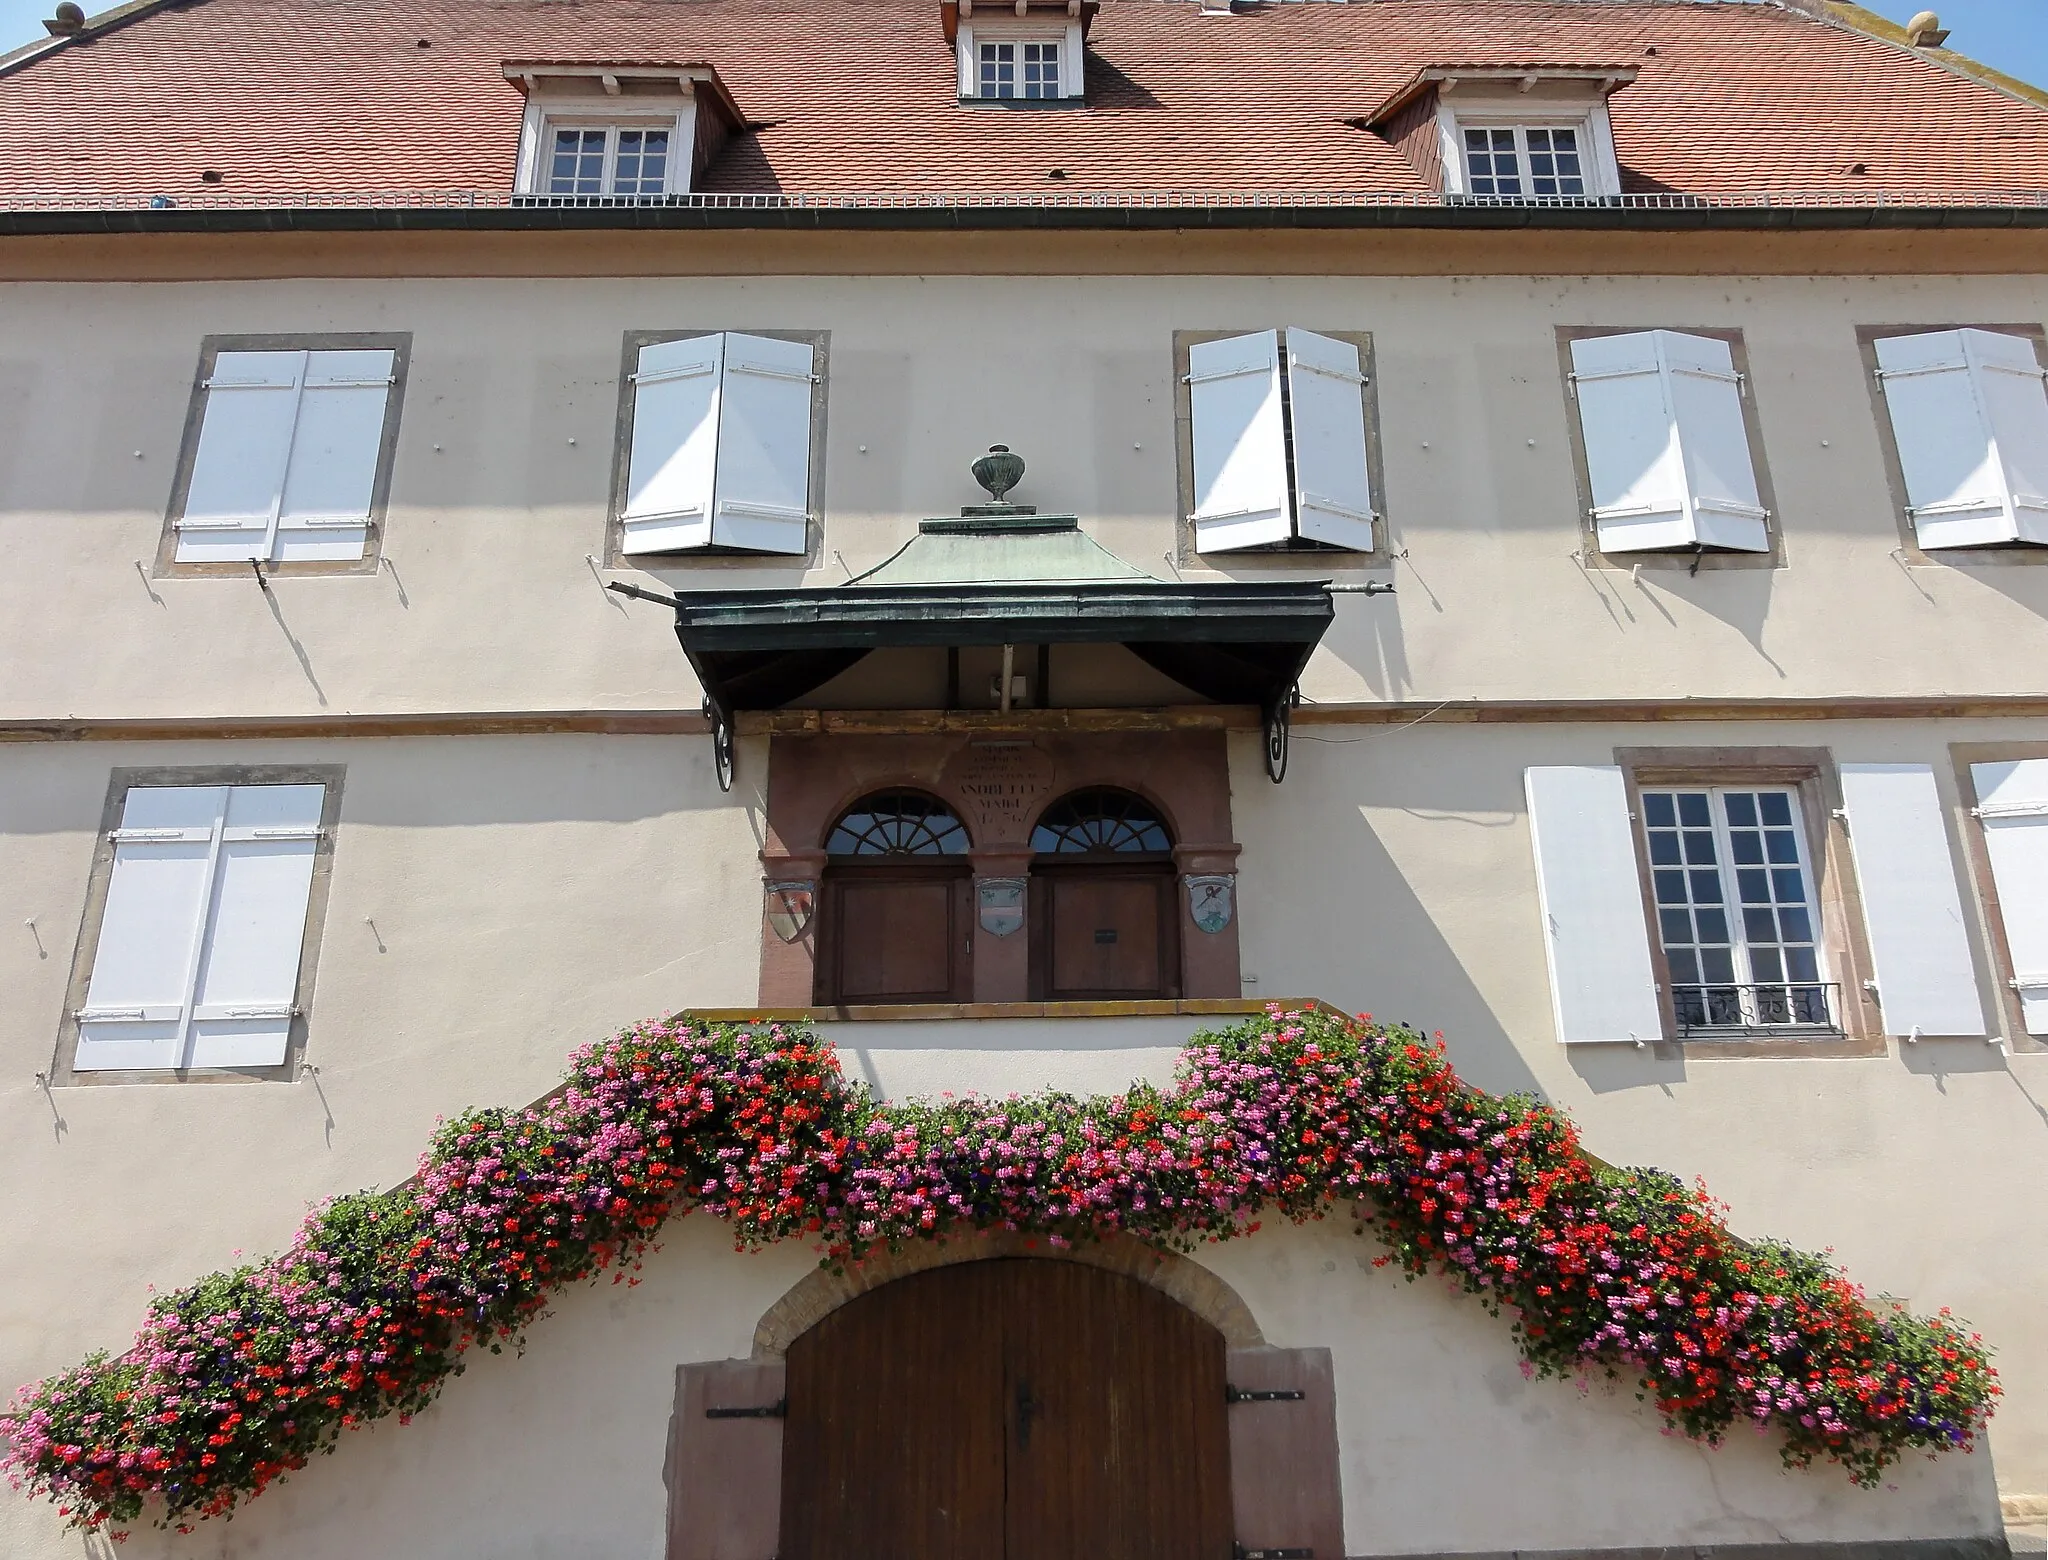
(546, 125, 674, 197)
(505, 61, 746, 200)
(979, 38, 1062, 99)
(944, 0, 1094, 103)
(1462, 124, 1585, 198)
(1363, 65, 1634, 201)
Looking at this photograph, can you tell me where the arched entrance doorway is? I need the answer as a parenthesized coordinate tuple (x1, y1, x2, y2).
(778, 1258, 1233, 1560)
(815, 789, 973, 1005)
(1028, 788, 1181, 1002)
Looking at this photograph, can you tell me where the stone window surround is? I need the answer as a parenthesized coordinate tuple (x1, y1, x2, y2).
(604, 327, 831, 571)
(47, 763, 346, 1087)
(756, 730, 1242, 1007)
(1950, 739, 2048, 1054)
(1614, 746, 1883, 1058)
(1556, 324, 1785, 574)
(1856, 321, 2048, 569)
(1170, 326, 1393, 571)
(154, 333, 411, 581)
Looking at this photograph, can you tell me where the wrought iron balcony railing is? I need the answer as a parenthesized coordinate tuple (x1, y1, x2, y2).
(1672, 982, 1841, 1038)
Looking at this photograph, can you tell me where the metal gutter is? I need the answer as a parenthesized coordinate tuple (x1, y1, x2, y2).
(6, 201, 2048, 236)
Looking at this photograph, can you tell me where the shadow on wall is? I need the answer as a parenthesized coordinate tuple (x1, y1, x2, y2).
(1226, 728, 1543, 1101)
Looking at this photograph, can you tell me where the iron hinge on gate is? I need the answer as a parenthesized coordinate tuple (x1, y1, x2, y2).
(1226, 1386, 1305, 1403)
(1235, 1547, 1313, 1559)
(705, 1398, 787, 1419)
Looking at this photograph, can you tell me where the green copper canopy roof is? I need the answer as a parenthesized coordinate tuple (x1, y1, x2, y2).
(851, 513, 1157, 589)
(639, 512, 1344, 724)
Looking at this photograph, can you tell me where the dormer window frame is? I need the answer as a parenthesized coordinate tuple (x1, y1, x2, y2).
(956, 14, 1086, 102)
(1436, 92, 1622, 201)
(505, 63, 745, 200)
(520, 102, 691, 199)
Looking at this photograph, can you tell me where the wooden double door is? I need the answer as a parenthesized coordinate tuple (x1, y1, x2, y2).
(780, 1259, 1233, 1560)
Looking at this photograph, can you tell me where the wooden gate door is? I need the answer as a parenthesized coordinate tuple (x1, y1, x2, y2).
(779, 1259, 1233, 1560)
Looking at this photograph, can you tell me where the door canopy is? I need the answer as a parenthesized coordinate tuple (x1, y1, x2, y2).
(611, 447, 1380, 787)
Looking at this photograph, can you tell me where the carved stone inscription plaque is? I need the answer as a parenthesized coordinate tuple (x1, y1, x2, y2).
(945, 740, 1057, 843)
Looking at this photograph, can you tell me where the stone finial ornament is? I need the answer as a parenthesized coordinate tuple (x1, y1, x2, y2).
(971, 444, 1025, 504)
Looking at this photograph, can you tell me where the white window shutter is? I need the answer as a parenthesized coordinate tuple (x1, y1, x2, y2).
(1661, 331, 1768, 552)
(1569, 332, 1691, 554)
(1875, 329, 2014, 548)
(1972, 759, 2048, 1035)
(1965, 328, 2048, 545)
(623, 333, 725, 554)
(710, 332, 815, 555)
(185, 784, 323, 1068)
(176, 351, 304, 562)
(273, 348, 393, 563)
(1838, 763, 1986, 1037)
(1282, 329, 1376, 551)
(74, 786, 226, 1071)
(1188, 330, 1293, 552)
(1524, 766, 1663, 1044)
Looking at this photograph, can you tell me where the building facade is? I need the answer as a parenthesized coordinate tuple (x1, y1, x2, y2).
(2, 0, 2047, 1555)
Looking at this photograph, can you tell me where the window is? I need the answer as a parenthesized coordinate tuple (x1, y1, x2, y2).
(163, 336, 406, 573)
(1524, 755, 1977, 1049)
(545, 124, 674, 196)
(58, 770, 342, 1079)
(1565, 328, 1771, 557)
(1872, 327, 2048, 549)
(978, 39, 1060, 98)
(955, 19, 1082, 101)
(827, 792, 971, 856)
(1639, 788, 1831, 1033)
(1031, 789, 1172, 854)
(1181, 328, 1379, 555)
(1461, 125, 1585, 197)
(614, 330, 825, 558)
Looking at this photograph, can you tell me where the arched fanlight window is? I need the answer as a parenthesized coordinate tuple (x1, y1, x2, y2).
(1030, 788, 1173, 854)
(826, 790, 971, 857)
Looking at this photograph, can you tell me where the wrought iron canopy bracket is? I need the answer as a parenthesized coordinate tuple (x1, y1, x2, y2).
(1262, 685, 1298, 786)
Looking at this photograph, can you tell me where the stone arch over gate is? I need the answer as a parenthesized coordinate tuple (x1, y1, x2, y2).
(749, 1229, 1265, 1357)
(668, 1236, 1340, 1560)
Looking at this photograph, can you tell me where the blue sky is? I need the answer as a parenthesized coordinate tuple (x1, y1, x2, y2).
(0, 0, 2041, 87)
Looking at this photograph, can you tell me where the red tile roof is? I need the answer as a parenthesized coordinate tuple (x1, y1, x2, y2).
(0, 0, 2044, 205)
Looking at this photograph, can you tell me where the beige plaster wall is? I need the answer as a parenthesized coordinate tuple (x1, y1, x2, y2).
(5, 270, 2048, 719)
(1227, 714, 2048, 1503)
(0, 1220, 2001, 1560)
(0, 718, 2038, 1550)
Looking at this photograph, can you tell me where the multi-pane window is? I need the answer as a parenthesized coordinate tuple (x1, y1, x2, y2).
(69, 779, 334, 1075)
(546, 125, 672, 197)
(1462, 125, 1585, 197)
(978, 40, 1060, 99)
(1641, 787, 1832, 1033)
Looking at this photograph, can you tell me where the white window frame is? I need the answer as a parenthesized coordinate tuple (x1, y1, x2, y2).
(957, 18, 1084, 99)
(1638, 784, 1836, 1036)
(515, 95, 694, 198)
(55, 767, 343, 1084)
(1437, 96, 1621, 199)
